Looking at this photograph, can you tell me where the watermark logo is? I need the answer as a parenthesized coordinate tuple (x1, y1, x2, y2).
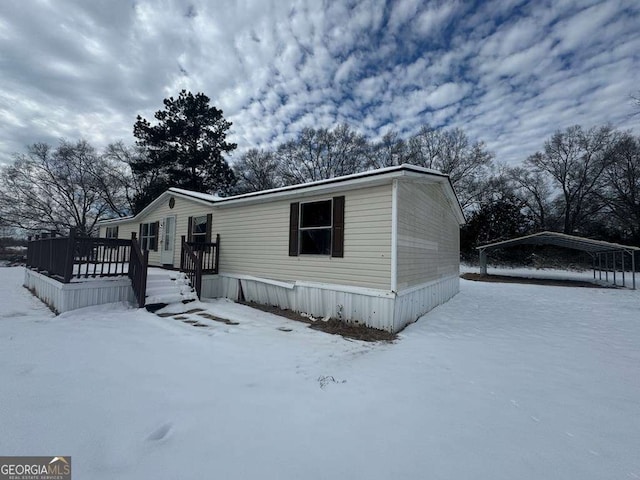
(0, 456, 71, 480)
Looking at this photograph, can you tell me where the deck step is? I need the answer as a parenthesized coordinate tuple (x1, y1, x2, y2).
(144, 268, 198, 306)
(146, 285, 195, 297)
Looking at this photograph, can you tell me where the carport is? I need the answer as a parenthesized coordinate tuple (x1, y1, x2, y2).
(478, 231, 639, 289)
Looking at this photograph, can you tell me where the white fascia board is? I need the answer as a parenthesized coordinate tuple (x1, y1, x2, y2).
(215, 164, 449, 208)
(98, 216, 134, 225)
(97, 189, 215, 226)
(215, 176, 392, 208)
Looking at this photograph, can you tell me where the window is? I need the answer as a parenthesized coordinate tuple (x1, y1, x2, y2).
(140, 222, 158, 251)
(299, 200, 332, 255)
(191, 215, 208, 244)
(289, 197, 344, 257)
(105, 226, 118, 239)
(188, 214, 212, 246)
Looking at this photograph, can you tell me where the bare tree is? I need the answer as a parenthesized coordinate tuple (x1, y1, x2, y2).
(99, 142, 140, 216)
(0, 140, 132, 236)
(277, 124, 368, 184)
(232, 149, 284, 194)
(526, 125, 618, 234)
(603, 132, 640, 242)
(367, 130, 411, 168)
(408, 125, 494, 210)
(508, 166, 553, 230)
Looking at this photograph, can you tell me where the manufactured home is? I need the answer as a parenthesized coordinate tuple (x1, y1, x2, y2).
(94, 164, 464, 332)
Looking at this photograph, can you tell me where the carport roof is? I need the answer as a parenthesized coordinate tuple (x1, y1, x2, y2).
(477, 231, 640, 254)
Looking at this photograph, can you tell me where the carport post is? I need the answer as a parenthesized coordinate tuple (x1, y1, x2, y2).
(622, 252, 625, 287)
(479, 248, 487, 276)
(613, 252, 617, 286)
(632, 252, 636, 290)
(605, 253, 609, 282)
(592, 254, 596, 280)
(598, 253, 602, 280)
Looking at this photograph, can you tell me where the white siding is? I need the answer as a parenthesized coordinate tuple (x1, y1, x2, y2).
(100, 195, 214, 268)
(214, 185, 392, 290)
(396, 180, 460, 289)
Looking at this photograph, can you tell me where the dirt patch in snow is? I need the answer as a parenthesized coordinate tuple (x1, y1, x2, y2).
(461, 272, 616, 288)
(240, 301, 396, 342)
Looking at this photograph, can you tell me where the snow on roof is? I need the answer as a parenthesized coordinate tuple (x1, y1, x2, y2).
(168, 188, 222, 202)
(98, 164, 463, 225)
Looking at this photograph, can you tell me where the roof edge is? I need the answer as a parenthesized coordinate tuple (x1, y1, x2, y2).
(477, 231, 640, 252)
(97, 164, 464, 225)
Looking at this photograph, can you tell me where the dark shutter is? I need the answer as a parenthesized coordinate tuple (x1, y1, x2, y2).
(153, 221, 160, 251)
(289, 202, 299, 256)
(187, 217, 193, 242)
(138, 224, 143, 245)
(205, 213, 213, 243)
(114, 226, 119, 239)
(332, 196, 345, 258)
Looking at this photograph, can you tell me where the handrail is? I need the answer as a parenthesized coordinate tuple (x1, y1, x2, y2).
(181, 236, 203, 298)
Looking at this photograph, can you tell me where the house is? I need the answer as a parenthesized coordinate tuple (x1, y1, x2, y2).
(97, 164, 465, 332)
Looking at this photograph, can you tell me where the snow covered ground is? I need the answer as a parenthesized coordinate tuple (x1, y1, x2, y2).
(462, 262, 638, 288)
(1, 266, 639, 479)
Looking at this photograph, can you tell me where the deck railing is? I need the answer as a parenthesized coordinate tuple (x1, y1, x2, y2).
(26, 229, 148, 307)
(180, 234, 219, 298)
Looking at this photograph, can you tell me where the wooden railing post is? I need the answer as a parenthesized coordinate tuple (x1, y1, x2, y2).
(196, 249, 203, 298)
(214, 234, 220, 274)
(128, 232, 148, 308)
(63, 228, 76, 283)
(180, 235, 186, 270)
(141, 249, 149, 307)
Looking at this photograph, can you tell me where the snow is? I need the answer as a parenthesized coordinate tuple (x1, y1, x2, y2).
(144, 268, 198, 304)
(462, 263, 638, 288)
(1, 266, 639, 479)
(169, 187, 221, 202)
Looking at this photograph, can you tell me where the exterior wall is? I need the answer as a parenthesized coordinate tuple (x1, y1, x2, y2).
(393, 274, 460, 331)
(24, 269, 135, 313)
(99, 196, 214, 268)
(213, 184, 393, 290)
(396, 180, 460, 289)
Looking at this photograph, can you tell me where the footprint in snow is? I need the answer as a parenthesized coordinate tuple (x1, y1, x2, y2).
(147, 423, 172, 442)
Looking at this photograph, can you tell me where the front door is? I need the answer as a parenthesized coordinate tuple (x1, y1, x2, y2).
(161, 215, 176, 265)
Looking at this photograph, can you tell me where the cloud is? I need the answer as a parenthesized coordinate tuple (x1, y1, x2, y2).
(0, 0, 638, 168)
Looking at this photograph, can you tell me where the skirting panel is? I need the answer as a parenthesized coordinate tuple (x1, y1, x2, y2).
(201, 274, 239, 300)
(199, 273, 459, 333)
(24, 269, 135, 313)
(393, 275, 460, 331)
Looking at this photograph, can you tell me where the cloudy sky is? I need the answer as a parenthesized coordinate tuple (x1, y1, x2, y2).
(1, 0, 639, 166)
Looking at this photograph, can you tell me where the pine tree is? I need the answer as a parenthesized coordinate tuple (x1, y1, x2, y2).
(131, 90, 237, 212)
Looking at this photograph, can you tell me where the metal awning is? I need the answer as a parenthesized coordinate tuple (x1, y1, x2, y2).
(476, 231, 639, 289)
